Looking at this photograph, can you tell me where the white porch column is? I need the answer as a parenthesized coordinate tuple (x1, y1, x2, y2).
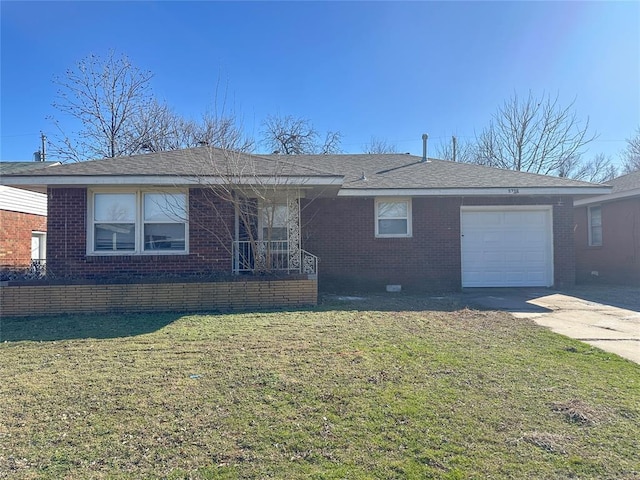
(287, 194, 301, 272)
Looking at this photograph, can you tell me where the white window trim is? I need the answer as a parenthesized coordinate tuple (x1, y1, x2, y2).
(375, 197, 412, 238)
(588, 205, 602, 247)
(31, 231, 47, 261)
(87, 188, 189, 256)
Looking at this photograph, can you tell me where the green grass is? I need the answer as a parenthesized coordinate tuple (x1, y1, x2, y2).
(1, 295, 639, 479)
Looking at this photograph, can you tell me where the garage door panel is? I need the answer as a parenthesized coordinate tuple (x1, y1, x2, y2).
(505, 251, 523, 263)
(527, 271, 547, 283)
(482, 252, 503, 264)
(461, 208, 553, 287)
(505, 271, 527, 283)
(524, 251, 545, 263)
(503, 231, 525, 244)
(483, 232, 503, 243)
(482, 271, 503, 284)
(505, 211, 540, 222)
(468, 212, 502, 225)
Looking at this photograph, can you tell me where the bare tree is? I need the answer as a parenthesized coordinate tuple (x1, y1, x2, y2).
(50, 53, 254, 161)
(434, 135, 476, 163)
(50, 51, 155, 162)
(622, 127, 640, 173)
(129, 103, 254, 154)
(126, 100, 193, 152)
(319, 130, 342, 155)
(362, 136, 397, 154)
(261, 114, 341, 154)
(558, 153, 617, 183)
(196, 111, 254, 152)
(470, 92, 596, 176)
(184, 147, 317, 274)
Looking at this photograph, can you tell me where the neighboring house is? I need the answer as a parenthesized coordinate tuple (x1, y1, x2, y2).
(574, 170, 640, 285)
(0, 147, 609, 292)
(0, 161, 60, 271)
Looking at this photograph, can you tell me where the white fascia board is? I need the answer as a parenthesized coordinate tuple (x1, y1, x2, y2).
(574, 188, 640, 207)
(337, 186, 613, 197)
(1, 175, 344, 188)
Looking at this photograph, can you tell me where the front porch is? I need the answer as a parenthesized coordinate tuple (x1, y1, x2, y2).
(231, 192, 318, 277)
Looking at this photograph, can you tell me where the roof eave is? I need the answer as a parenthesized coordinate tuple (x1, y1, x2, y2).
(574, 187, 640, 207)
(0, 174, 344, 189)
(337, 186, 613, 197)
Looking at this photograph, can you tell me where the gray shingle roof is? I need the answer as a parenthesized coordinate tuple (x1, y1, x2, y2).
(607, 169, 640, 194)
(0, 161, 60, 175)
(264, 153, 601, 189)
(10, 148, 336, 178)
(0, 147, 609, 192)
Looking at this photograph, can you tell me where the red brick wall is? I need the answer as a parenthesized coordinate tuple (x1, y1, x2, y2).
(0, 209, 47, 268)
(46, 187, 235, 279)
(302, 195, 575, 292)
(45, 187, 577, 290)
(575, 198, 640, 285)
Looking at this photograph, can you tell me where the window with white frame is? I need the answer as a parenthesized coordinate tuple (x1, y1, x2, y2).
(375, 198, 412, 237)
(588, 205, 602, 246)
(89, 190, 187, 254)
(143, 193, 187, 251)
(31, 232, 46, 262)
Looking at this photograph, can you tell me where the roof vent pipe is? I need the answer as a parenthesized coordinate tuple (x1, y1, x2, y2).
(421, 133, 429, 162)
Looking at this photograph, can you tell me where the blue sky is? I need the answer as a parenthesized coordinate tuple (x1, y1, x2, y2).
(1, 1, 638, 166)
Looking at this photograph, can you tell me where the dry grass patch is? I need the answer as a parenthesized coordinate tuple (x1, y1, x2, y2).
(519, 432, 572, 454)
(551, 399, 605, 426)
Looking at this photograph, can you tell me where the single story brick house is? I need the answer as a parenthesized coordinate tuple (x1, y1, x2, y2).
(0, 161, 59, 273)
(574, 170, 640, 285)
(1, 147, 610, 292)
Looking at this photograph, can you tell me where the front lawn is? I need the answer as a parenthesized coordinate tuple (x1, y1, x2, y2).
(1, 295, 638, 479)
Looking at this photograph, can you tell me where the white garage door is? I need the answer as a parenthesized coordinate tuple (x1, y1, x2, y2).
(461, 207, 553, 287)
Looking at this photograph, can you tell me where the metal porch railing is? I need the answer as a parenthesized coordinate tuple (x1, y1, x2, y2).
(232, 240, 317, 275)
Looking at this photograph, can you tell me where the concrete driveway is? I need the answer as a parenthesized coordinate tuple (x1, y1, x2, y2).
(464, 286, 640, 364)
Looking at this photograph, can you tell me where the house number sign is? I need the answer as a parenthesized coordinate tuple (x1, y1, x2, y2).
(508, 188, 520, 194)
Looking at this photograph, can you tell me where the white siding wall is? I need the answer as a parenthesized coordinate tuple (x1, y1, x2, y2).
(0, 186, 47, 216)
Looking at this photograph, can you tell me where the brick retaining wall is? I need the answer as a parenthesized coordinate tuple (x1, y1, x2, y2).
(0, 278, 317, 317)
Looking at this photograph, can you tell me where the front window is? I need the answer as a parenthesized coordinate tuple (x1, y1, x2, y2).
(143, 193, 187, 251)
(588, 206, 602, 246)
(375, 198, 412, 237)
(94, 193, 136, 251)
(89, 190, 188, 255)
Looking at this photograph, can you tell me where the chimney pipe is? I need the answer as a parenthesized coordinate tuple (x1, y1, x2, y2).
(422, 134, 429, 162)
